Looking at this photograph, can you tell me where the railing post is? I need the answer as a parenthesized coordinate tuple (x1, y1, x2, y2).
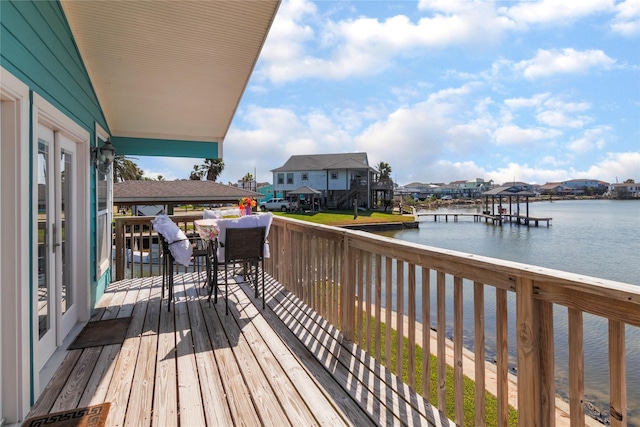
(340, 233, 355, 341)
(283, 220, 292, 292)
(115, 218, 125, 281)
(539, 299, 556, 427)
(609, 320, 627, 427)
(516, 276, 542, 426)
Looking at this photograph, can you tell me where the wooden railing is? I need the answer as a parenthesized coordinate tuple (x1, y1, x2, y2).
(113, 215, 203, 281)
(264, 216, 640, 426)
(112, 214, 639, 425)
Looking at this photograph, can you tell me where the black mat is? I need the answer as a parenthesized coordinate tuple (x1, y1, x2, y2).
(22, 403, 111, 427)
(68, 318, 131, 350)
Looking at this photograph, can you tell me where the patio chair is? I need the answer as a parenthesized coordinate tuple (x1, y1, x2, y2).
(152, 215, 193, 310)
(207, 213, 273, 314)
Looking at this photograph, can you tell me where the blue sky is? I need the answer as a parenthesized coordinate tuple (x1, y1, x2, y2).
(136, 0, 640, 186)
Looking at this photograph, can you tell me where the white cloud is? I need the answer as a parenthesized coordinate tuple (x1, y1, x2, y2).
(537, 110, 591, 128)
(504, 93, 551, 109)
(501, 0, 615, 27)
(259, 0, 514, 83)
(539, 155, 569, 167)
(258, 0, 319, 83)
(493, 125, 561, 146)
(611, 0, 640, 36)
(568, 126, 613, 153)
(413, 159, 486, 184)
(514, 49, 615, 79)
(503, 93, 592, 128)
(581, 151, 640, 182)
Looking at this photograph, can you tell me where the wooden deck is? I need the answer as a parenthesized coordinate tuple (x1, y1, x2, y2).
(27, 270, 451, 426)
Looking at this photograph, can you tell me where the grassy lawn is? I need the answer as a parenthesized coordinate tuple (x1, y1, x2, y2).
(274, 209, 415, 226)
(356, 316, 519, 426)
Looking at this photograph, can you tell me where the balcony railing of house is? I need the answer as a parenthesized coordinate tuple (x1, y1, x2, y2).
(113, 214, 639, 426)
(113, 214, 204, 281)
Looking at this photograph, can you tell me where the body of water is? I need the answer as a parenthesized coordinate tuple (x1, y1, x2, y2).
(376, 199, 640, 424)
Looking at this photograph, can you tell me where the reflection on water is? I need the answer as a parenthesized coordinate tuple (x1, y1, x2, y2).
(377, 199, 640, 423)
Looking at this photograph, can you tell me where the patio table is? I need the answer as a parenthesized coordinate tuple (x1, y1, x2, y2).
(194, 219, 220, 300)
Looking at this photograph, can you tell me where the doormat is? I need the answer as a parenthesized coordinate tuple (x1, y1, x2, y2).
(22, 403, 110, 427)
(68, 317, 132, 350)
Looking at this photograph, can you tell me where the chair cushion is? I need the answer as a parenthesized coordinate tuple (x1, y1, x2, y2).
(217, 213, 273, 261)
(151, 214, 193, 266)
(203, 209, 217, 219)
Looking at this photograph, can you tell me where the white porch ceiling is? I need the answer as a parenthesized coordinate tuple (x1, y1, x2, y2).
(61, 0, 279, 147)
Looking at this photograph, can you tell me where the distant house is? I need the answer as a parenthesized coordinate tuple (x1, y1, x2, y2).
(559, 179, 609, 196)
(397, 178, 492, 200)
(256, 182, 281, 202)
(500, 181, 535, 192)
(539, 179, 610, 196)
(397, 182, 440, 200)
(539, 183, 567, 195)
(610, 182, 640, 199)
(462, 178, 493, 198)
(271, 152, 378, 209)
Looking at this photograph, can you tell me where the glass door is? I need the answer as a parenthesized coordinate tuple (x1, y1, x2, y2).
(37, 125, 78, 367)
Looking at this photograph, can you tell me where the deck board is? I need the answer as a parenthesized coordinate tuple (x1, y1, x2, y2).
(229, 281, 348, 426)
(26, 271, 449, 426)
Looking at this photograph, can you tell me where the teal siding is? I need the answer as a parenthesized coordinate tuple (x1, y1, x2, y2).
(1, 0, 108, 304)
(112, 136, 220, 159)
(0, 0, 108, 132)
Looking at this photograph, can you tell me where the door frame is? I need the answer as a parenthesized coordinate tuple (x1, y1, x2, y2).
(35, 128, 82, 366)
(1, 67, 31, 425)
(32, 93, 91, 394)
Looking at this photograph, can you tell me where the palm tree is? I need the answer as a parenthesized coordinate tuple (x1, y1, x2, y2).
(112, 155, 144, 182)
(241, 172, 254, 190)
(376, 161, 392, 180)
(375, 161, 393, 211)
(189, 164, 205, 180)
(203, 158, 225, 181)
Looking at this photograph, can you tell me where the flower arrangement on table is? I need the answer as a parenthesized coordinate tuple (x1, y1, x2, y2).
(239, 197, 257, 214)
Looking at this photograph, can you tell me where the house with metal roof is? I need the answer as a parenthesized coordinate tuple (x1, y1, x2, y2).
(0, 1, 279, 422)
(271, 152, 379, 209)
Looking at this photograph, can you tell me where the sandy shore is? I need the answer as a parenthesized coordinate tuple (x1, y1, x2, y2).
(377, 309, 603, 426)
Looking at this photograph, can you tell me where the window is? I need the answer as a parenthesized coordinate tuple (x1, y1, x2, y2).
(277, 173, 284, 185)
(330, 172, 338, 180)
(286, 173, 293, 184)
(301, 173, 308, 181)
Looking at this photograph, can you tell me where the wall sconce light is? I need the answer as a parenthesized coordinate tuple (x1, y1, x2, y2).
(91, 138, 116, 173)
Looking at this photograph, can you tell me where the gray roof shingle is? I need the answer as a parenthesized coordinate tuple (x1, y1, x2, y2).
(114, 180, 261, 204)
(271, 152, 372, 172)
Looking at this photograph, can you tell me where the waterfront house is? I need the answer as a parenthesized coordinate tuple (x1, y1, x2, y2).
(3, 2, 638, 426)
(0, 1, 278, 423)
(271, 152, 377, 209)
(539, 183, 568, 196)
(500, 181, 535, 192)
(561, 179, 609, 195)
(463, 178, 493, 198)
(610, 182, 640, 199)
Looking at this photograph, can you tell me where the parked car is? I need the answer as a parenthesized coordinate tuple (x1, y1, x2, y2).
(259, 197, 293, 212)
(441, 195, 453, 200)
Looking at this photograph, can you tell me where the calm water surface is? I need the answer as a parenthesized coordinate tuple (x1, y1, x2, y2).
(377, 199, 640, 423)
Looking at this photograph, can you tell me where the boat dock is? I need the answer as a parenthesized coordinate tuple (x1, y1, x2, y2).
(416, 212, 552, 227)
(413, 184, 553, 227)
